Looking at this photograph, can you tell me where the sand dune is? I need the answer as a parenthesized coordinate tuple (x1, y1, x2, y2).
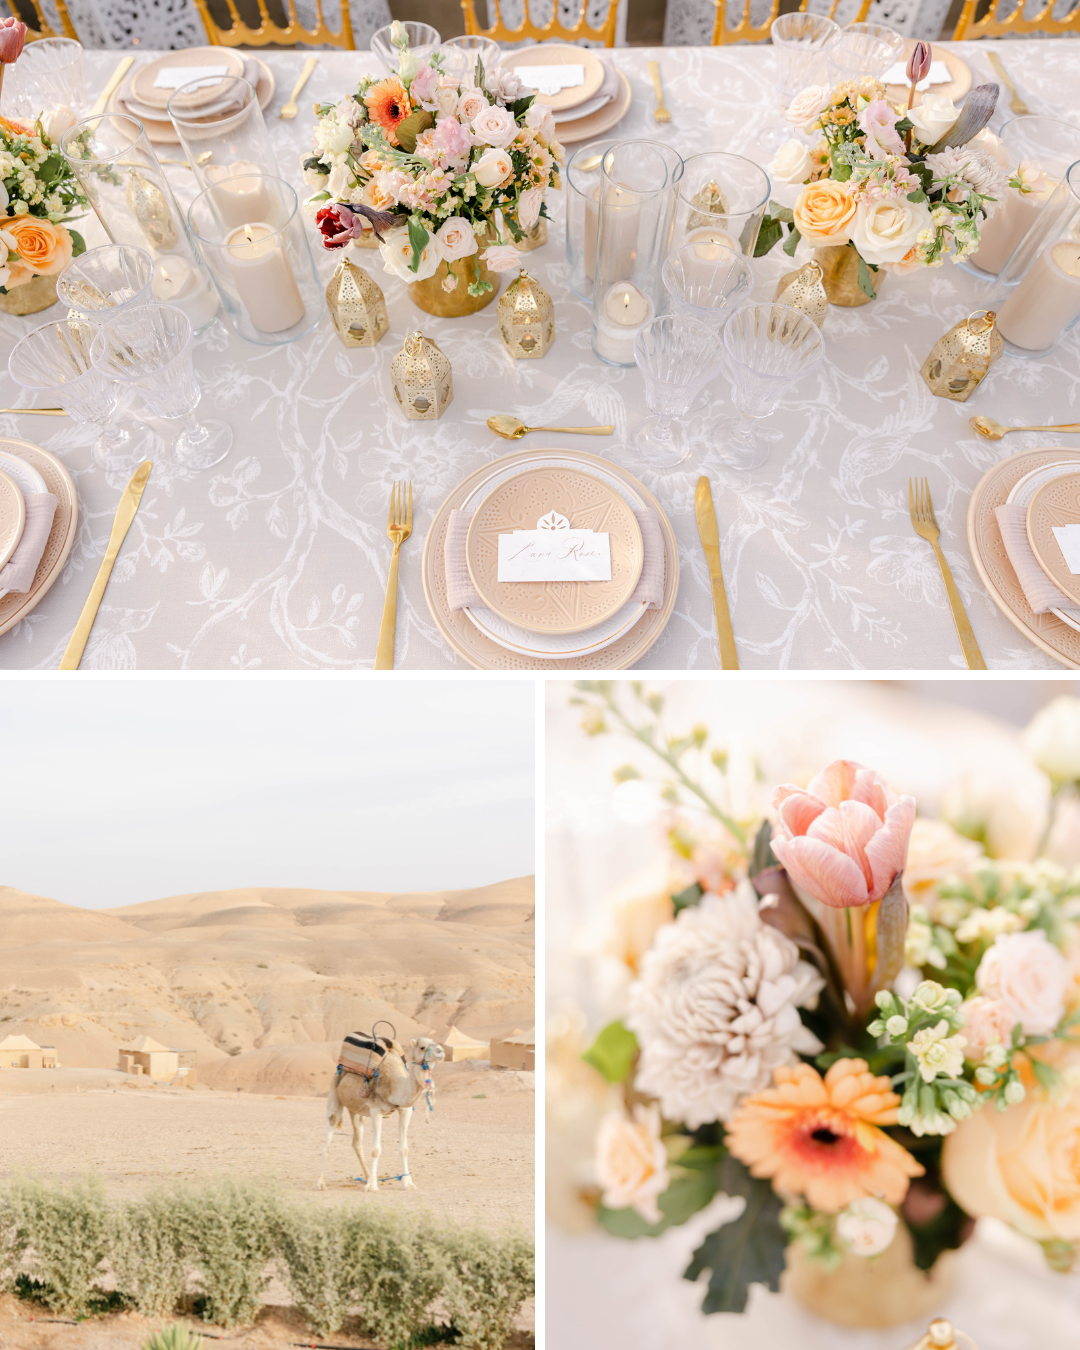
(0, 879, 534, 1092)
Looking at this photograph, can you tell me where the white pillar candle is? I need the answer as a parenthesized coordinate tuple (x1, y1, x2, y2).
(586, 185, 640, 283)
(152, 257, 219, 330)
(593, 281, 654, 365)
(996, 240, 1080, 352)
(206, 162, 277, 232)
(970, 180, 1055, 275)
(685, 226, 741, 256)
(224, 222, 305, 333)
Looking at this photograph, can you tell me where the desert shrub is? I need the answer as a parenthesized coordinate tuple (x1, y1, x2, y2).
(347, 1208, 449, 1350)
(6, 1174, 110, 1317)
(0, 1191, 26, 1293)
(111, 1188, 191, 1319)
(141, 1326, 205, 1350)
(437, 1225, 534, 1350)
(274, 1201, 353, 1339)
(175, 1178, 280, 1329)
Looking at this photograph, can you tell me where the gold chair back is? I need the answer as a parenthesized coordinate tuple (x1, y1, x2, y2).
(713, 0, 871, 45)
(190, 0, 355, 49)
(9, 0, 79, 41)
(953, 0, 1080, 39)
(459, 0, 618, 48)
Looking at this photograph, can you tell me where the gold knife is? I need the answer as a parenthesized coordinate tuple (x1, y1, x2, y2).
(60, 460, 151, 670)
(987, 52, 1029, 115)
(90, 55, 135, 117)
(695, 475, 739, 670)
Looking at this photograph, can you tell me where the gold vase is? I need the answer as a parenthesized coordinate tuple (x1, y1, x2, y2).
(814, 244, 882, 308)
(0, 273, 59, 316)
(784, 1224, 958, 1329)
(408, 243, 500, 318)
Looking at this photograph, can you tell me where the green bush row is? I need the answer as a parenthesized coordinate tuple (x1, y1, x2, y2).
(0, 1175, 534, 1349)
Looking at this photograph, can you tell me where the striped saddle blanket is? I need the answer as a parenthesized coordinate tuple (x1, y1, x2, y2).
(337, 1032, 390, 1083)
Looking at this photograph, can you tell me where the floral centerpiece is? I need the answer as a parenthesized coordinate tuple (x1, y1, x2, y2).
(560, 684, 1080, 1324)
(760, 43, 1021, 303)
(302, 21, 562, 314)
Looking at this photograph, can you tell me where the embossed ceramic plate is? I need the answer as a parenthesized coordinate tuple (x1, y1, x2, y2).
(1028, 471, 1080, 608)
(464, 464, 643, 635)
(0, 439, 77, 639)
(967, 446, 1080, 668)
(421, 448, 679, 670)
(130, 47, 247, 112)
(110, 60, 275, 145)
(1006, 461, 1080, 631)
(511, 44, 606, 112)
(886, 41, 971, 109)
(0, 468, 26, 573)
(558, 71, 633, 145)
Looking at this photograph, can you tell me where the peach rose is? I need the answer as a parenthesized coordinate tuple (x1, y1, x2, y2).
(959, 995, 1017, 1062)
(595, 1103, 669, 1222)
(792, 180, 857, 247)
(975, 930, 1068, 1036)
(3, 215, 72, 276)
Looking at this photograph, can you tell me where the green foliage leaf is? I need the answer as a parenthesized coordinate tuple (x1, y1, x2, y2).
(599, 1169, 720, 1239)
(781, 226, 801, 258)
(768, 199, 794, 224)
(830, 148, 852, 181)
(753, 214, 783, 257)
(672, 881, 703, 914)
(752, 819, 777, 876)
(407, 216, 429, 273)
(683, 1157, 786, 1313)
(395, 109, 434, 155)
(69, 229, 86, 258)
(855, 254, 878, 299)
(906, 189, 928, 203)
(582, 1020, 638, 1083)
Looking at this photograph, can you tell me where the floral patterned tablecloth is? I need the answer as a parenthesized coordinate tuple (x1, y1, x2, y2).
(1, 41, 1079, 671)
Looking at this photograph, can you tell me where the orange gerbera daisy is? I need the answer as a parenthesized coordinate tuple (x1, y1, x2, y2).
(364, 78, 411, 147)
(726, 1058, 923, 1213)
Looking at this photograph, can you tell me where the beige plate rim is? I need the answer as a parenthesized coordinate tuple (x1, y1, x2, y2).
(463, 462, 644, 635)
(966, 445, 1080, 669)
(421, 447, 679, 670)
(886, 41, 972, 109)
(0, 438, 78, 640)
(0, 466, 27, 573)
(557, 69, 633, 145)
(1027, 469, 1080, 607)
(130, 46, 247, 112)
(109, 60, 276, 145)
(510, 43, 606, 112)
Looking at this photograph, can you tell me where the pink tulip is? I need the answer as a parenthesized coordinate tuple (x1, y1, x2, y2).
(771, 760, 915, 909)
(0, 17, 26, 64)
(907, 40, 932, 86)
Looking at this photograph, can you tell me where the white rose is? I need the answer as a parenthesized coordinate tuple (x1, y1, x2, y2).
(302, 166, 328, 189)
(435, 215, 477, 260)
(835, 1198, 898, 1257)
(907, 93, 959, 148)
(976, 930, 1068, 1036)
(379, 226, 443, 283)
(38, 105, 75, 144)
(524, 100, 556, 142)
(472, 147, 513, 189)
(1024, 697, 1080, 782)
(516, 185, 544, 231)
(767, 139, 814, 185)
(471, 101, 517, 148)
(326, 161, 353, 200)
(784, 84, 830, 127)
(970, 127, 1010, 168)
(317, 115, 354, 156)
(851, 196, 934, 265)
(595, 1103, 669, 1223)
(435, 86, 458, 118)
(458, 88, 488, 124)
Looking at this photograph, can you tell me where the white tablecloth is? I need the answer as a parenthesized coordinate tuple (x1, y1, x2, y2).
(1, 42, 1079, 670)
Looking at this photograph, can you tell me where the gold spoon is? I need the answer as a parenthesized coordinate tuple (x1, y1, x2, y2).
(488, 415, 614, 439)
(158, 151, 213, 170)
(576, 153, 604, 172)
(970, 414, 1080, 440)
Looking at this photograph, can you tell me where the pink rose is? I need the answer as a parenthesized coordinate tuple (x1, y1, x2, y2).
(457, 88, 488, 123)
(959, 996, 1017, 1061)
(481, 242, 521, 272)
(524, 100, 555, 142)
(0, 15, 26, 63)
(857, 100, 904, 160)
(975, 931, 1068, 1036)
(435, 215, 477, 261)
(410, 63, 438, 105)
(771, 760, 916, 909)
(432, 115, 471, 161)
(471, 102, 517, 148)
(516, 186, 543, 231)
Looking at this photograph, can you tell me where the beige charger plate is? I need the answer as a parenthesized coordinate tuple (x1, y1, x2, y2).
(511, 43, 606, 111)
(558, 70, 633, 145)
(464, 464, 643, 635)
(967, 445, 1080, 668)
(109, 60, 276, 145)
(0, 468, 26, 572)
(1027, 471, 1080, 608)
(422, 448, 679, 670)
(886, 41, 972, 109)
(0, 439, 78, 639)
(130, 47, 247, 112)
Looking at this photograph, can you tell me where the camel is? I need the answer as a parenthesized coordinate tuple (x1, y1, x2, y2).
(316, 1036, 445, 1192)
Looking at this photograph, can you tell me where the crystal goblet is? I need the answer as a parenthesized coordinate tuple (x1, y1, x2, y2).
(826, 26, 904, 83)
(768, 13, 839, 152)
(91, 304, 232, 471)
(662, 241, 755, 333)
(56, 244, 155, 321)
(370, 21, 441, 66)
(717, 303, 824, 471)
(633, 316, 726, 470)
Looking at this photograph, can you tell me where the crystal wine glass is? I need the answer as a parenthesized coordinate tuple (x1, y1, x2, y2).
(91, 304, 232, 471)
(633, 316, 726, 470)
(767, 13, 839, 152)
(826, 25, 904, 84)
(717, 303, 824, 471)
(56, 244, 155, 321)
(370, 21, 441, 67)
(662, 241, 755, 333)
(8, 318, 143, 473)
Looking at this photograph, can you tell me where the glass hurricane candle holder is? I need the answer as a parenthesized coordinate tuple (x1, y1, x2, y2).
(166, 75, 276, 206)
(662, 241, 755, 333)
(56, 244, 155, 321)
(673, 151, 771, 258)
(187, 174, 324, 346)
(5, 37, 87, 120)
(717, 303, 824, 470)
(632, 316, 725, 470)
(565, 138, 621, 302)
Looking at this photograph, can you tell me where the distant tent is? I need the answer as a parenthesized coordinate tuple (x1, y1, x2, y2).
(490, 1027, 535, 1071)
(121, 1035, 171, 1054)
(0, 1034, 58, 1069)
(440, 1025, 489, 1062)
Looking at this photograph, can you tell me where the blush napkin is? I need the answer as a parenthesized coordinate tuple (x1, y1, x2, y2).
(0, 492, 57, 595)
(994, 502, 1080, 621)
(444, 507, 665, 613)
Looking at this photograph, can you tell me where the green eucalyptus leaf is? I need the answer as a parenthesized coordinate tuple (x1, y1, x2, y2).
(856, 254, 878, 300)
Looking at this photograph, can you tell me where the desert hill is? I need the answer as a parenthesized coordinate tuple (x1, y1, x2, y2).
(0, 879, 534, 1089)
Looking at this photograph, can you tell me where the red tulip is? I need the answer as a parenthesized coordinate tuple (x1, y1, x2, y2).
(906, 40, 932, 86)
(0, 17, 27, 64)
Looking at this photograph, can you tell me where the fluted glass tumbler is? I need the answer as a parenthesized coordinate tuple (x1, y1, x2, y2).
(56, 244, 155, 321)
(672, 152, 771, 258)
(662, 241, 755, 332)
(632, 316, 725, 470)
(5, 37, 87, 120)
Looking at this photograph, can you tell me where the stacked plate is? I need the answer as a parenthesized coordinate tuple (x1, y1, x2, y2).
(509, 43, 631, 145)
(967, 446, 1080, 668)
(0, 439, 78, 638)
(107, 48, 276, 146)
(422, 448, 679, 669)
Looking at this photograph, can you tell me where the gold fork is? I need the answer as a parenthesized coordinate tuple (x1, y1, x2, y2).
(375, 480, 412, 670)
(280, 56, 319, 121)
(908, 477, 986, 669)
(648, 61, 671, 124)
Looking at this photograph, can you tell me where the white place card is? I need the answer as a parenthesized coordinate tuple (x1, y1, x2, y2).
(1052, 523, 1080, 574)
(881, 60, 952, 90)
(514, 63, 585, 95)
(153, 66, 231, 90)
(497, 510, 611, 582)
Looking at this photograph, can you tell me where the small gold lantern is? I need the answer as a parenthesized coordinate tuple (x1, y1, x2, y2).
(390, 330, 452, 420)
(498, 270, 554, 360)
(124, 170, 177, 251)
(773, 259, 828, 327)
(326, 258, 389, 348)
(920, 309, 1003, 402)
(687, 179, 729, 231)
(907, 1320, 977, 1350)
(515, 219, 547, 252)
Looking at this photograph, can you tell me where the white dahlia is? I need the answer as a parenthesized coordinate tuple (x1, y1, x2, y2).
(626, 883, 824, 1129)
(925, 147, 1009, 204)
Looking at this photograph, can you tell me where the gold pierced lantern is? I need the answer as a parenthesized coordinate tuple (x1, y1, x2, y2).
(498, 270, 554, 360)
(390, 330, 452, 420)
(920, 309, 1003, 402)
(124, 170, 177, 251)
(687, 179, 729, 231)
(326, 258, 388, 348)
(773, 259, 828, 327)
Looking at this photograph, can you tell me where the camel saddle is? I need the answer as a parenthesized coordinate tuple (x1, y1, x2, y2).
(336, 1032, 391, 1093)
